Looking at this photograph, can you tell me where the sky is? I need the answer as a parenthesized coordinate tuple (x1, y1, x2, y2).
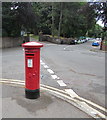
(97, 20, 104, 27)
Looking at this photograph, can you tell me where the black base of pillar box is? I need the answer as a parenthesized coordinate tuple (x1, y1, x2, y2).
(25, 89, 40, 99)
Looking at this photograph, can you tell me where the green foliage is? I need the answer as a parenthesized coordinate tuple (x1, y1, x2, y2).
(3, 2, 102, 38)
(2, 2, 38, 37)
(32, 2, 96, 38)
(60, 2, 94, 38)
(32, 3, 52, 35)
(2, 2, 21, 37)
(89, 2, 107, 38)
(88, 24, 103, 37)
(31, 35, 39, 40)
(90, 2, 107, 25)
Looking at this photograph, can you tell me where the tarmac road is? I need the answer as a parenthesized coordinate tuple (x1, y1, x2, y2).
(40, 40, 105, 108)
(1, 38, 106, 118)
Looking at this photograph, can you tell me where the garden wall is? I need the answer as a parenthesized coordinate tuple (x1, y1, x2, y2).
(39, 34, 75, 45)
(0, 36, 29, 48)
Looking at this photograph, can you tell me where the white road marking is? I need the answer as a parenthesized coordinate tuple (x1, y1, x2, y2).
(51, 75, 59, 79)
(57, 80, 67, 86)
(79, 102, 98, 115)
(65, 89, 79, 98)
(43, 65, 49, 68)
(47, 69, 54, 74)
(91, 111, 97, 115)
(64, 46, 70, 50)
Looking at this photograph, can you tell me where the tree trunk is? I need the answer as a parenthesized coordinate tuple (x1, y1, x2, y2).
(58, 3, 63, 39)
(86, 30, 88, 37)
(52, 3, 54, 37)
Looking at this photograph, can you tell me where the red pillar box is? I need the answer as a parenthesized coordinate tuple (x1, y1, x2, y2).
(22, 42, 43, 99)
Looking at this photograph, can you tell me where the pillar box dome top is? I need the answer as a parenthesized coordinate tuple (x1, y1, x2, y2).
(22, 42, 43, 48)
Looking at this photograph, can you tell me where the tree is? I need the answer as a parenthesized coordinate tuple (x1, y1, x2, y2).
(32, 2, 96, 38)
(52, 2, 54, 37)
(2, 2, 21, 37)
(32, 2, 95, 38)
(3, 2, 100, 38)
(16, 2, 38, 34)
(89, 2, 107, 50)
(88, 24, 103, 37)
(60, 2, 93, 38)
(2, 2, 38, 37)
(79, 2, 96, 37)
(58, 3, 63, 38)
(92, 2, 107, 26)
(32, 2, 52, 35)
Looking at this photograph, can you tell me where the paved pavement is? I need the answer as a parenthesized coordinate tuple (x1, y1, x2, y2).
(2, 84, 93, 118)
(1, 38, 106, 118)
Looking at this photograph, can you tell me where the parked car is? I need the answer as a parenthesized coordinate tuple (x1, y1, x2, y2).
(77, 40, 82, 44)
(84, 39, 87, 42)
(82, 39, 85, 43)
(74, 40, 78, 44)
(92, 41, 100, 46)
(81, 40, 83, 43)
(70, 40, 76, 44)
